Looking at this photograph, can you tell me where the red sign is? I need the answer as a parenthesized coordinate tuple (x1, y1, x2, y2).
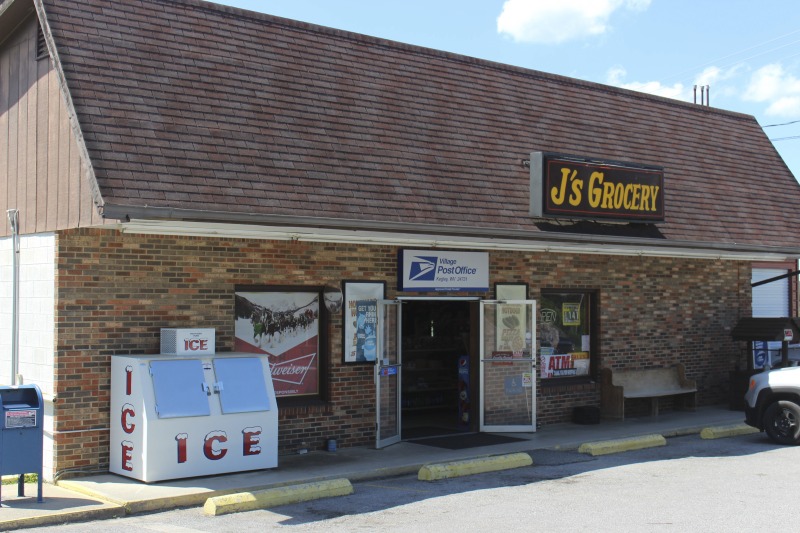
(234, 291, 321, 398)
(184, 338, 209, 351)
(491, 350, 522, 366)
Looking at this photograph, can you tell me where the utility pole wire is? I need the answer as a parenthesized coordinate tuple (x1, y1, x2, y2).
(763, 119, 800, 128)
(660, 28, 800, 85)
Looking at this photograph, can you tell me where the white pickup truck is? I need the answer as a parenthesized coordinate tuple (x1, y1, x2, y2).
(744, 367, 800, 445)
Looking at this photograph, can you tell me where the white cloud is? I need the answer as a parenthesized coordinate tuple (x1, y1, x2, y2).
(497, 0, 652, 45)
(604, 64, 745, 103)
(743, 63, 800, 117)
(606, 66, 685, 99)
(691, 65, 742, 101)
(694, 66, 721, 86)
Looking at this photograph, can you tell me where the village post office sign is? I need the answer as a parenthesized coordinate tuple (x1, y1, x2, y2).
(529, 152, 665, 222)
(398, 250, 489, 292)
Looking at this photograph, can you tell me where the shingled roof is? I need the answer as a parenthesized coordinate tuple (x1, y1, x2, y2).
(30, 0, 800, 254)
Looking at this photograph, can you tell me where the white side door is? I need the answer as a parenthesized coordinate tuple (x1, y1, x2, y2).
(375, 300, 402, 448)
(479, 300, 537, 432)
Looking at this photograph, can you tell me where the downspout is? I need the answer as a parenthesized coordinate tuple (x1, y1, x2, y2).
(7, 209, 19, 386)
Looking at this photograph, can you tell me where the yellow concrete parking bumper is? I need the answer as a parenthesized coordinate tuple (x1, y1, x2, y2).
(418, 452, 533, 481)
(700, 423, 760, 439)
(578, 434, 666, 456)
(203, 478, 353, 516)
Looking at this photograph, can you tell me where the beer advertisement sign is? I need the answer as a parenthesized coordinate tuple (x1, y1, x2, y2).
(234, 290, 320, 397)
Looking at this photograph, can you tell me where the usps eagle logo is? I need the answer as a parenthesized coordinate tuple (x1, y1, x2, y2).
(409, 256, 438, 281)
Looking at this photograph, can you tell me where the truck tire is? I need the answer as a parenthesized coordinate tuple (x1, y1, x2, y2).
(763, 400, 800, 445)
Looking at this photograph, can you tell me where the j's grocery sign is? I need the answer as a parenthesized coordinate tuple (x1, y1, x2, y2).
(529, 152, 665, 222)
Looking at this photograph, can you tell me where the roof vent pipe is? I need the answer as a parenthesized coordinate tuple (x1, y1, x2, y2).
(6, 209, 20, 386)
(694, 85, 710, 107)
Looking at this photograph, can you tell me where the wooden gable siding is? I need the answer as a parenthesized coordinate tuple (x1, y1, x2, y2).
(0, 14, 102, 238)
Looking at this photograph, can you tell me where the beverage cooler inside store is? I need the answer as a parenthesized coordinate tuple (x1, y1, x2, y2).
(111, 335, 278, 482)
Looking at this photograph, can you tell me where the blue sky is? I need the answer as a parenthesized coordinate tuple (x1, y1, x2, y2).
(215, 0, 800, 181)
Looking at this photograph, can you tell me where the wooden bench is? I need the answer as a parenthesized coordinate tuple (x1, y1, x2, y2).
(601, 364, 697, 420)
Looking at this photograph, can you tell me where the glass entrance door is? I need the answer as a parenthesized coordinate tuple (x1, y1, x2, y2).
(479, 300, 537, 432)
(376, 300, 402, 448)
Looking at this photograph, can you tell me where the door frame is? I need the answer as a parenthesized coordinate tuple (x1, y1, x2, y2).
(397, 296, 481, 436)
(376, 299, 402, 449)
(479, 299, 537, 433)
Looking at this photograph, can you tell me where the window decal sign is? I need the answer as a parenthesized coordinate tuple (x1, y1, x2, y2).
(562, 303, 581, 326)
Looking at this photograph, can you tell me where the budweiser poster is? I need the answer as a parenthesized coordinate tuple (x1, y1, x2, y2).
(235, 291, 320, 397)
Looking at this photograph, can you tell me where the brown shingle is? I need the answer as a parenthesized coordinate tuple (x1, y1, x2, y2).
(37, 0, 800, 249)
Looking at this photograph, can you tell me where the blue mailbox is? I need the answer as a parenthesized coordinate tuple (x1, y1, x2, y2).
(0, 384, 44, 503)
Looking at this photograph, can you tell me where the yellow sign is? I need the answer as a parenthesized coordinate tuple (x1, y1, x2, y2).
(562, 303, 580, 326)
(538, 154, 665, 222)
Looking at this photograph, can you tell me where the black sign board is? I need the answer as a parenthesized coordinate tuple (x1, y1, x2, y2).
(530, 153, 665, 222)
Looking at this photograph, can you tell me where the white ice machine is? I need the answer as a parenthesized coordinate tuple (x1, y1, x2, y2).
(110, 353, 278, 482)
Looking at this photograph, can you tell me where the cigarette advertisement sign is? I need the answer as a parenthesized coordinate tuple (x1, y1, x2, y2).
(562, 303, 581, 326)
(342, 282, 384, 364)
(398, 250, 489, 292)
(353, 299, 378, 362)
(342, 281, 385, 363)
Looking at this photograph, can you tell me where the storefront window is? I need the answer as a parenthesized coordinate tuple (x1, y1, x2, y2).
(539, 290, 596, 381)
(234, 286, 328, 402)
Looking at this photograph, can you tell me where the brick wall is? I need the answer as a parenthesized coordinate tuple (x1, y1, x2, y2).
(52, 228, 749, 475)
(508, 250, 749, 421)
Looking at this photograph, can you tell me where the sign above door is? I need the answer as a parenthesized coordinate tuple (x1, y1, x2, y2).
(398, 250, 489, 292)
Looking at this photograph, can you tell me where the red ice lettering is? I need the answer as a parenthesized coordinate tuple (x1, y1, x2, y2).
(184, 339, 208, 351)
(203, 431, 228, 460)
(121, 403, 136, 434)
(242, 427, 262, 456)
(175, 433, 188, 464)
(121, 442, 134, 471)
(125, 365, 133, 395)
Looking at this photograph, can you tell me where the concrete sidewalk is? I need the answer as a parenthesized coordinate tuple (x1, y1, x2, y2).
(0, 406, 748, 530)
